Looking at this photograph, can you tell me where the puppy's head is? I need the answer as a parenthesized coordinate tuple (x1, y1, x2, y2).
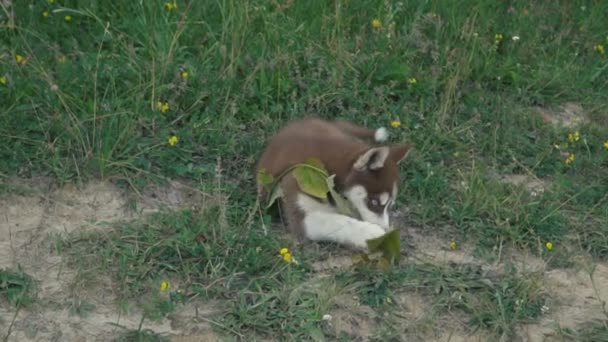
(343, 143, 411, 229)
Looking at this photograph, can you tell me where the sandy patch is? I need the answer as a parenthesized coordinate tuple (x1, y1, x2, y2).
(0, 178, 219, 341)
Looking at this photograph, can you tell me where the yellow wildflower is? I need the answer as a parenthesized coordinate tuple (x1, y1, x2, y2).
(568, 131, 580, 143)
(390, 120, 401, 128)
(165, 1, 178, 10)
(594, 44, 605, 55)
(408, 77, 417, 85)
(283, 252, 293, 263)
(495, 33, 503, 43)
(0, 76, 6, 85)
(42, 10, 50, 18)
(279, 247, 294, 263)
(545, 242, 553, 251)
(64, 15, 72, 22)
(372, 18, 381, 29)
(57, 55, 67, 64)
(15, 54, 27, 65)
(160, 281, 169, 291)
(168, 135, 178, 146)
(181, 70, 189, 79)
(603, 140, 608, 150)
(156, 101, 170, 113)
(565, 153, 575, 165)
(449, 241, 457, 250)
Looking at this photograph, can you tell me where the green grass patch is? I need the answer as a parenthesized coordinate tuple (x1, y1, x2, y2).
(2, 0, 608, 339)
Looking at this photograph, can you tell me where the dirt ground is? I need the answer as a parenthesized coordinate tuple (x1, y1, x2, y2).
(0, 178, 223, 341)
(1, 175, 606, 341)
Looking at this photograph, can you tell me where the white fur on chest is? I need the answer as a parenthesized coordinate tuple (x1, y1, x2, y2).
(296, 193, 387, 250)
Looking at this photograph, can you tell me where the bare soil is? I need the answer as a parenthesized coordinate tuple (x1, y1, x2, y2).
(1, 175, 606, 341)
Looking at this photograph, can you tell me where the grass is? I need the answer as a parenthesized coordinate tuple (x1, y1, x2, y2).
(2, 0, 608, 340)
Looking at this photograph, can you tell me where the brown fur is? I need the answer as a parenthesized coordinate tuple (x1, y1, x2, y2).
(255, 117, 410, 237)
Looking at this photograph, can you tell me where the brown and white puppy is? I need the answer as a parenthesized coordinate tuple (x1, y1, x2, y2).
(256, 117, 411, 250)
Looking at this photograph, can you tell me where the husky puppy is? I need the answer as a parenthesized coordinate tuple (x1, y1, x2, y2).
(256, 117, 411, 250)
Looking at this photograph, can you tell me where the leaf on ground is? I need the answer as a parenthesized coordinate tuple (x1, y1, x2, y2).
(366, 228, 401, 264)
(376, 257, 391, 271)
(293, 159, 329, 199)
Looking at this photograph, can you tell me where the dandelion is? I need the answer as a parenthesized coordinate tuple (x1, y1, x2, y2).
(0, 75, 7, 85)
(42, 10, 50, 18)
(165, 1, 178, 10)
(181, 70, 189, 79)
(372, 18, 381, 29)
(565, 153, 575, 165)
(279, 247, 294, 264)
(450, 241, 457, 250)
(603, 140, 608, 150)
(168, 135, 178, 146)
(160, 281, 169, 290)
(283, 252, 293, 263)
(594, 44, 605, 55)
(390, 120, 401, 128)
(495, 33, 503, 43)
(64, 15, 72, 22)
(545, 242, 553, 251)
(156, 101, 170, 113)
(15, 54, 27, 65)
(408, 77, 417, 85)
(568, 131, 580, 143)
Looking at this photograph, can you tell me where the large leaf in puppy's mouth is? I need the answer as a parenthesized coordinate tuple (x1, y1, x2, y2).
(366, 228, 401, 264)
(326, 174, 357, 217)
(293, 158, 330, 199)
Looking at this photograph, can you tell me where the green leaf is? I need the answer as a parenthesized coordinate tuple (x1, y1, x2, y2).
(326, 174, 357, 217)
(266, 186, 283, 209)
(375, 257, 391, 272)
(257, 168, 275, 188)
(293, 159, 329, 199)
(302, 158, 328, 173)
(366, 228, 401, 264)
(351, 253, 370, 267)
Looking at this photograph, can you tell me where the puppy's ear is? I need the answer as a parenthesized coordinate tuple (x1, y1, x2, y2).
(353, 147, 390, 171)
(389, 144, 412, 164)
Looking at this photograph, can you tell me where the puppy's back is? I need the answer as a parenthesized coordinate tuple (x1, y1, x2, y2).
(256, 118, 369, 185)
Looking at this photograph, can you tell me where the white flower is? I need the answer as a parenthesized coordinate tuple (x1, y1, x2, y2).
(322, 314, 332, 321)
(512, 36, 520, 42)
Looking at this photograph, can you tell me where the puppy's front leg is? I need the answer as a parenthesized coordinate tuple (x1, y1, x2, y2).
(302, 211, 386, 250)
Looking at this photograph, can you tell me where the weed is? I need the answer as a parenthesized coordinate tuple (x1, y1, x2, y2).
(0, 268, 35, 307)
